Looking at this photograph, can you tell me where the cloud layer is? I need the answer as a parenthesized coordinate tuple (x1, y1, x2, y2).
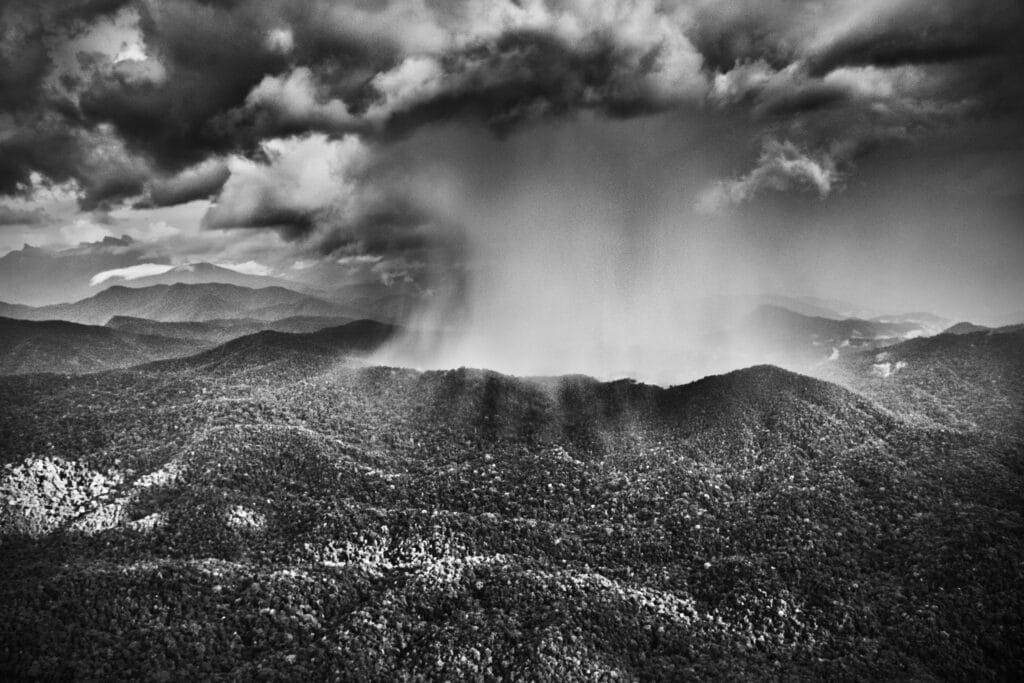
(1, 0, 1019, 205)
(1, 0, 1021, 305)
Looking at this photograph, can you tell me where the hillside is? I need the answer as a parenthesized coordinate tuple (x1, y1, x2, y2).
(143, 319, 398, 375)
(727, 305, 928, 371)
(1, 341, 1022, 679)
(818, 328, 1024, 437)
(942, 321, 990, 335)
(0, 283, 356, 326)
(106, 315, 355, 344)
(0, 317, 204, 375)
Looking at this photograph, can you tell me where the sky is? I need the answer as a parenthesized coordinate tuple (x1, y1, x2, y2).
(1, 0, 1022, 378)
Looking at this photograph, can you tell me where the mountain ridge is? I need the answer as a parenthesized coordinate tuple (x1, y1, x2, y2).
(0, 282, 358, 326)
(0, 316, 205, 375)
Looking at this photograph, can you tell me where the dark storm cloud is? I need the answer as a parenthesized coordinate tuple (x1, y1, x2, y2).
(0, 4, 48, 111)
(139, 159, 231, 208)
(77, 1, 289, 171)
(313, 205, 443, 258)
(805, 0, 1024, 76)
(1, 0, 1022, 223)
(686, 0, 803, 74)
(204, 203, 315, 237)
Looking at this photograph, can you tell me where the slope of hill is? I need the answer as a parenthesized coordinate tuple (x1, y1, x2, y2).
(0, 301, 36, 319)
(0, 283, 357, 326)
(0, 317, 204, 375)
(143, 319, 398, 375)
(942, 321, 990, 335)
(105, 315, 356, 344)
(818, 328, 1024, 437)
(106, 316, 267, 343)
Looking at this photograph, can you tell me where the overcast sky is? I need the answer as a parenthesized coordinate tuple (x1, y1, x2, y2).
(1, 1, 1022, 336)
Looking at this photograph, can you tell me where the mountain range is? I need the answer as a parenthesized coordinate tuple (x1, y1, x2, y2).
(0, 283, 1009, 382)
(0, 282, 357, 326)
(91, 262, 303, 293)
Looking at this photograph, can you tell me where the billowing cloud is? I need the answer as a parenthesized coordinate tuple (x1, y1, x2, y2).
(696, 139, 839, 213)
(201, 132, 450, 264)
(142, 158, 230, 208)
(242, 67, 358, 133)
(0, 0, 1020, 236)
(202, 134, 372, 237)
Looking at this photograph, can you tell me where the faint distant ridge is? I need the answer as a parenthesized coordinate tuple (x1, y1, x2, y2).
(820, 326, 1024, 437)
(871, 311, 953, 336)
(91, 262, 304, 293)
(746, 304, 923, 342)
(0, 316, 201, 375)
(940, 321, 1024, 335)
(0, 283, 358, 326)
(755, 294, 880, 320)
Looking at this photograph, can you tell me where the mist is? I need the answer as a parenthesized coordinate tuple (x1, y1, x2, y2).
(372, 115, 809, 384)
(365, 110, 1024, 385)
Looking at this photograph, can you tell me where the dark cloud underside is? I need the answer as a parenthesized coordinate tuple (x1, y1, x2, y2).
(0, 0, 1020, 256)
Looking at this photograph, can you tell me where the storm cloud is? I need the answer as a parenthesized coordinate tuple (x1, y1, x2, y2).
(1, 0, 1022, 297)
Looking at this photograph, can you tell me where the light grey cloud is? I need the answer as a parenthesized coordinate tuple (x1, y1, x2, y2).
(696, 139, 839, 213)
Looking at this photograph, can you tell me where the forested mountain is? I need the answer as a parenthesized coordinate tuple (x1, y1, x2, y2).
(0, 317, 203, 375)
(2, 329, 1022, 679)
(0, 283, 354, 326)
(106, 315, 356, 343)
(819, 328, 1024, 437)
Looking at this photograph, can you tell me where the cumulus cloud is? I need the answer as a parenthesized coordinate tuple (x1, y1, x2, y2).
(203, 134, 372, 236)
(243, 67, 358, 133)
(697, 139, 839, 213)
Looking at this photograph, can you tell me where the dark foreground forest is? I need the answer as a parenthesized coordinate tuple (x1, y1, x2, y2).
(2, 324, 1023, 680)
